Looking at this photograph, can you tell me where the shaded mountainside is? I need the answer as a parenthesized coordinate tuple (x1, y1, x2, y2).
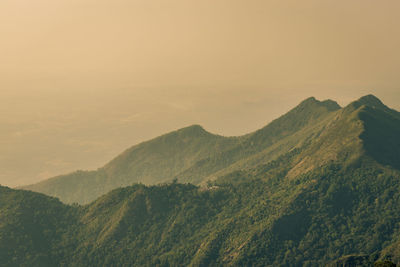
(22, 96, 341, 204)
(0, 186, 76, 267)
(2, 161, 400, 266)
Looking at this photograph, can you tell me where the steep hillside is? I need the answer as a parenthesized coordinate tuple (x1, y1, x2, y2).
(0, 186, 76, 267)
(3, 162, 400, 266)
(178, 97, 341, 184)
(271, 95, 400, 181)
(22, 97, 340, 204)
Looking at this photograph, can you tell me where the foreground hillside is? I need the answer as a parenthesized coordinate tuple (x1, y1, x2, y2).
(2, 95, 400, 266)
(2, 161, 400, 266)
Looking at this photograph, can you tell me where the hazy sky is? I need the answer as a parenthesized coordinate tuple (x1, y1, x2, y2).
(1, 0, 400, 186)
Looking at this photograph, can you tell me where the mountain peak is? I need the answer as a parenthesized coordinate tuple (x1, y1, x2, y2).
(299, 96, 318, 105)
(185, 124, 205, 131)
(321, 99, 341, 111)
(357, 94, 385, 108)
(344, 94, 397, 116)
(297, 97, 340, 111)
(177, 124, 210, 136)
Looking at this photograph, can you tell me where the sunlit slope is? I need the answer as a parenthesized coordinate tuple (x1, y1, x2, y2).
(176, 97, 341, 184)
(22, 125, 237, 204)
(22, 97, 340, 204)
(290, 94, 400, 175)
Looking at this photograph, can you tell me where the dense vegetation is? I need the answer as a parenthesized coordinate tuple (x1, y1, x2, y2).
(2, 161, 400, 266)
(2, 95, 399, 266)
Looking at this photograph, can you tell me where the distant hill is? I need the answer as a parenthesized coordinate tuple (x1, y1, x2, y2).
(3, 95, 400, 266)
(21, 96, 342, 204)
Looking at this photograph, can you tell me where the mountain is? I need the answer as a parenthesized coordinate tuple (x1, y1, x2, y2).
(22, 97, 341, 204)
(3, 94, 400, 266)
(21, 125, 238, 204)
(3, 163, 400, 266)
(0, 185, 75, 267)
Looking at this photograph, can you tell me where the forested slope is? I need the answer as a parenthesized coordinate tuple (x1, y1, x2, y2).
(3, 95, 400, 266)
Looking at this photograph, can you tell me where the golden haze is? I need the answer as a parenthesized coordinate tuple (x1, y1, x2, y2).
(1, 0, 400, 186)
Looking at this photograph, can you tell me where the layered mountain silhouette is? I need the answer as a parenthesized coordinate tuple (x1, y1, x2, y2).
(22, 96, 343, 204)
(22, 95, 399, 205)
(3, 94, 400, 266)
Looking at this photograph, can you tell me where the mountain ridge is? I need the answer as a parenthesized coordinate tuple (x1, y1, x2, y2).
(21, 95, 398, 205)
